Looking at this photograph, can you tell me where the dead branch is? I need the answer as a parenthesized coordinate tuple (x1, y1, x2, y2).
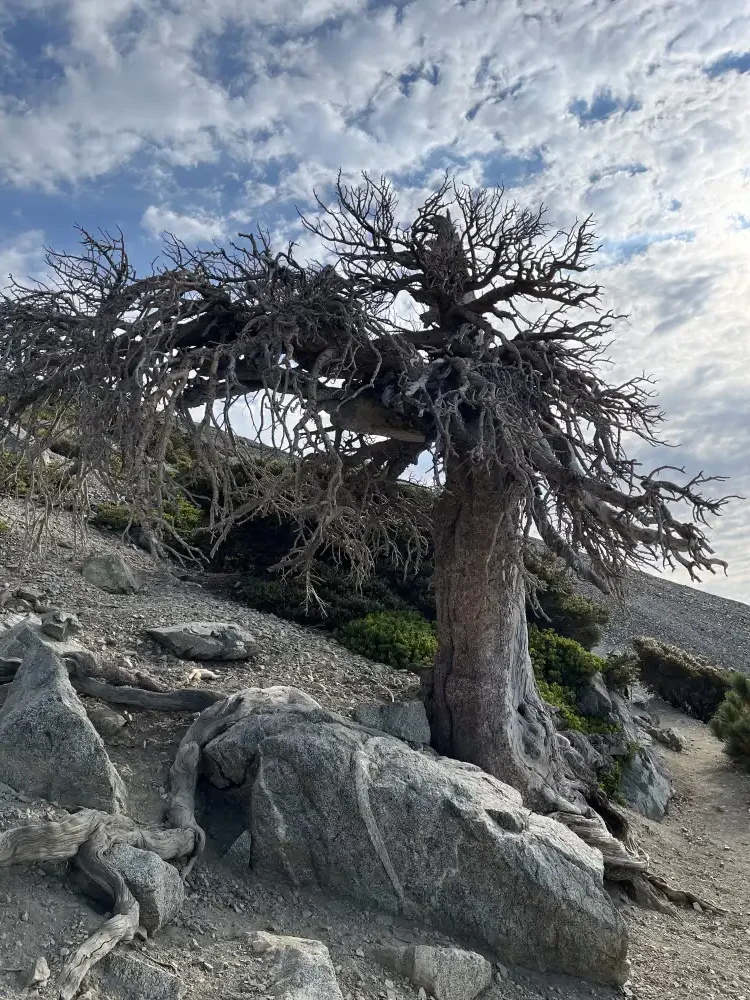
(0, 177, 730, 591)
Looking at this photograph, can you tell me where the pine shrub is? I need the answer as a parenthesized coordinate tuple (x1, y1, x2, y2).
(336, 610, 438, 670)
(92, 496, 203, 540)
(633, 636, 733, 721)
(238, 565, 415, 630)
(711, 673, 750, 767)
(525, 548, 610, 650)
(528, 625, 603, 693)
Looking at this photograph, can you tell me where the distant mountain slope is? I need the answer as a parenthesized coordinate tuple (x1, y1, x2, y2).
(577, 569, 750, 674)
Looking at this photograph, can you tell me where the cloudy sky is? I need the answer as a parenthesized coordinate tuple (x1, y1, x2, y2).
(1, 0, 749, 601)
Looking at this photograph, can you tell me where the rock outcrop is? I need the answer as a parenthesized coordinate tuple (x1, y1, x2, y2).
(0, 627, 126, 812)
(353, 699, 431, 743)
(147, 621, 259, 661)
(199, 692, 628, 984)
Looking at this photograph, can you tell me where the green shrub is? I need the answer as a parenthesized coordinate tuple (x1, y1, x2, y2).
(336, 611, 438, 670)
(91, 502, 134, 533)
(525, 548, 610, 650)
(165, 431, 196, 474)
(238, 563, 416, 630)
(598, 741, 640, 802)
(92, 496, 202, 540)
(711, 673, 750, 767)
(164, 495, 203, 537)
(0, 518, 9, 534)
(536, 677, 618, 735)
(633, 636, 733, 722)
(601, 651, 641, 694)
(0, 450, 31, 495)
(528, 626, 604, 693)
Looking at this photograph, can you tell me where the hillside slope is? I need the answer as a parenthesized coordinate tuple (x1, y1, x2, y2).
(578, 569, 750, 673)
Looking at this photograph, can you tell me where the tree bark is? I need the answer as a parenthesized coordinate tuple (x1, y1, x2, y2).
(426, 462, 570, 811)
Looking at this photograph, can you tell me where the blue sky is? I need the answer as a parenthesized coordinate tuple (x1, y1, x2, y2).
(1, 0, 749, 601)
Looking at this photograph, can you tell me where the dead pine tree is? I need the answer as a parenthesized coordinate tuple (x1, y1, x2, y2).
(0, 175, 730, 820)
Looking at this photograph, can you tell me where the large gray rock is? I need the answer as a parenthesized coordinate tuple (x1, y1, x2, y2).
(619, 747, 673, 820)
(576, 672, 613, 719)
(251, 932, 344, 1000)
(82, 553, 141, 594)
(147, 621, 259, 661)
(353, 700, 431, 744)
(373, 944, 492, 1000)
(99, 952, 184, 1000)
(635, 718, 687, 752)
(105, 844, 185, 932)
(204, 691, 627, 984)
(0, 629, 126, 811)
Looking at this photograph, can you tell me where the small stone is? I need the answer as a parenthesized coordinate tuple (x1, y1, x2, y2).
(20, 911, 29, 922)
(28, 956, 50, 985)
(16, 587, 44, 603)
(146, 622, 258, 661)
(693, 901, 703, 913)
(41, 610, 80, 641)
(96, 845, 184, 932)
(100, 953, 184, 1000)
(82, 553, 142, 595)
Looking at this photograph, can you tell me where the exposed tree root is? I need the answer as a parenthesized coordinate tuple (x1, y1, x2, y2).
(58, 825, 140, 1000)
(550, 790, 727, 917)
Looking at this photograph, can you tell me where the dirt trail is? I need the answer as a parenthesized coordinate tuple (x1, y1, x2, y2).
(626, 703, 750, 999)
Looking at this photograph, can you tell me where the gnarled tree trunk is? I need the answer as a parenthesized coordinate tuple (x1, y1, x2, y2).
(426, 462, 570, 811)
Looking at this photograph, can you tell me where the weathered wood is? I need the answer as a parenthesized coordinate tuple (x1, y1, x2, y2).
(72, 673, 224, 711)
(58, 825, 140, 1000)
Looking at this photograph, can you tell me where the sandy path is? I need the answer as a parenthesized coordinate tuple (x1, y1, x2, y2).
(625, 702, 750, 999)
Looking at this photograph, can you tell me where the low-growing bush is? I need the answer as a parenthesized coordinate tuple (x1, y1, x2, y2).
(238, 564, 416, 630)
(528, 625, 603, 693)
(91, 502, 133, 533)
(164, 495, 203, 537)
(633, 636, 733, 722)
(601, 651, 641, 694)
(0, 449, 31, 495)
(525, 548, 610, 650)
(92, 496, 203, 540)
(0, 518, 9, 534)
(597, 741, 639, 801)
(536, 676, 618, 735)
(336, 610, 438, 670)
(711, 673, 750, 767)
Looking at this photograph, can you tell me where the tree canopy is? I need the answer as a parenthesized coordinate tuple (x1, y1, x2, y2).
(0, 174, 729, 588)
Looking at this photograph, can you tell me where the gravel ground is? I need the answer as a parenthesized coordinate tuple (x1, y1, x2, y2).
(577, 568, 750, 674)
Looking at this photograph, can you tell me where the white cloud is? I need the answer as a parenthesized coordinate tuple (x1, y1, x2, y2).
(141, 204, 227, 242)
(0, 229, 46, 289)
